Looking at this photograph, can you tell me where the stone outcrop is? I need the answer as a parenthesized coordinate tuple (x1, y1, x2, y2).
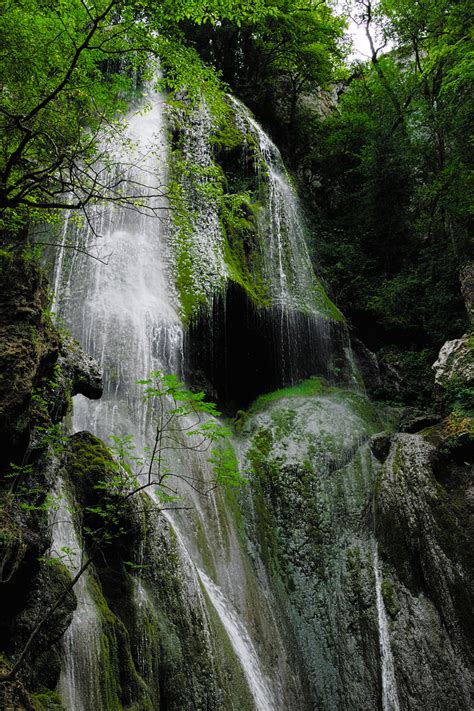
(0, 251, 60, 467)
(433, 335, 474, 388)
(0, 249, 104, 706)
(59, 337, 103, 401)
(433, 262, 474, 390)
(375, 432, 473, 709)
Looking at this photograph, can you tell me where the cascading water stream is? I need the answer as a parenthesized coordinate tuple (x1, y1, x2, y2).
(50, 479, 102, 711)
(229, 95, 324, 313)
(197, 568, 276, 711)
(373, 545, 401, 711)
(52, 83, 289, 709)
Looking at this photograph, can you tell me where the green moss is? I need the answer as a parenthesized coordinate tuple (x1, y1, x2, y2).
(221, 483, 246, 540)
(248, 427, 274, 462)
(346, 546, 366, 601)
(270, 408, 298, 436)
(67, 433, 113, 485)
(310, 282, 345, 323)
(211, 115, 245, 152)
(381, 579, 400, 618)
(250, 376, 326, 411)
(87, 571, 155, 711)
(86, 576, 122, 710)
(330, 390, 382, 432)
(221, 214, 270, 308)
(32, 690, 64, 710)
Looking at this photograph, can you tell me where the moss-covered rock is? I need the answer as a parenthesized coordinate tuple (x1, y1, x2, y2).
(240, 386, 383, 709)
(0, 250, 61, 469)
(374, 433, 473, 708)
(12, 560, 77, 691)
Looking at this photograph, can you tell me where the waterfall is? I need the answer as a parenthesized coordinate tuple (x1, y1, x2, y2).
(373, 545, 401, 711)
(229, 95, 323, 314)
(51, 82, 299, 709)
(179, 97, 353, 409)
(53, 81, 182, 450)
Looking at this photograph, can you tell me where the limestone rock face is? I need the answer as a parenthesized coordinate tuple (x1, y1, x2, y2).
(241, 388, 384, 710)
(375, 433, 474, 709)
(433, 262, 474, 390)
(433, 334, 474, 387)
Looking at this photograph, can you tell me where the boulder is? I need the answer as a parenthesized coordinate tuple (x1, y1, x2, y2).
(433, 261, 474, 390)
(432, 334, 474, 388)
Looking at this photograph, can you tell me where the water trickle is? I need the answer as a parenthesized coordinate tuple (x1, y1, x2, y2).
(373, 545, 401, 711)
(198, 568, 276, 711)
(50, 479, 102, 711)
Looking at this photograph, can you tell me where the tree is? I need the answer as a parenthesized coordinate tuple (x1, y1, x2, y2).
(0, 369, 243, 682)
(0, 0, 270, 236)
(290, 0, 472, 403)
(182, 0, 346, 151)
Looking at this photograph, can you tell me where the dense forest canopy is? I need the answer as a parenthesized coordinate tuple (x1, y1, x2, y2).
(0, 0, 472, 405)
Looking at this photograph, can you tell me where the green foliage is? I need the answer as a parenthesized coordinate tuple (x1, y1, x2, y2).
(185, 0, 346, 129)
(31, 689, 64, 710)
(285, 0, 473, 404)
(444, 377, 474, 418)
(208, 445, 245, 488)
(79, 370, 244, 544)
(0, 0, 271, 235)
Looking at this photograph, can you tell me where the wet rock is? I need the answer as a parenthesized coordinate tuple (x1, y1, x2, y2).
(0, 252, 60, 467)
(60, 337, 102, 400)
(0, 251, 103, 703)
(433, 262, 474, 391)
(13, 561, 77, 689)
(375, 433, 473, 708)
(351, 337, 383, 395)
(369, 432, 392, 461)
(0, 664, 34, 711)
(398, 409, 441, 433)
(242, 388, 383, 710)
